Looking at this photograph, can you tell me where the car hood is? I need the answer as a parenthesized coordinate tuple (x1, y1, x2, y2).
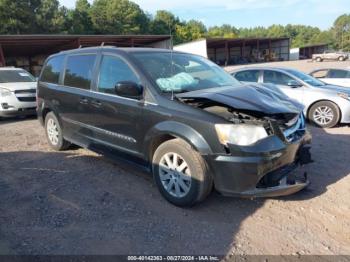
(316, 84, 350, 94)
(0, 82, 37, 92)
(176, 84, 303, 115)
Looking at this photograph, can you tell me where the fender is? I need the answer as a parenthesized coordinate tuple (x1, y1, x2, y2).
(143, 121, 213, 158)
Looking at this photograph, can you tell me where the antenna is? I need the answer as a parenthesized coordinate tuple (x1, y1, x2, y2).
(169, 20, 175, 101)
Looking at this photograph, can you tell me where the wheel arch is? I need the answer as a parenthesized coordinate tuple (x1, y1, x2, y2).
(144, 121, 213, 162)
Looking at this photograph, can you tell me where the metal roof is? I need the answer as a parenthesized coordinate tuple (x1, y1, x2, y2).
(0, 34, 170, 56)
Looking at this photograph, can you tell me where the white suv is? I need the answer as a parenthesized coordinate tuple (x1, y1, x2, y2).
(0, 67, 37, 118)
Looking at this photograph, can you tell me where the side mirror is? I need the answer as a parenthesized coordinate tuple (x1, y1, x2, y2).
(115, 81, 143, 100)
(287, 80, 302, 88)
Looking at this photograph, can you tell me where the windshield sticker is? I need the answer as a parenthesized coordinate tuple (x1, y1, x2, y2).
(19, 73, 30, 77)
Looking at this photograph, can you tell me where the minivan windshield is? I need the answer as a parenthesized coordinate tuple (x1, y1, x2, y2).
(132, 52, 240, 93)
(285, 69, 326, 87)
(0, 70, 36, 83)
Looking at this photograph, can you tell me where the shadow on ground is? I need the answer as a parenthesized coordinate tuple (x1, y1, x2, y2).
(0, 125, 349, 255)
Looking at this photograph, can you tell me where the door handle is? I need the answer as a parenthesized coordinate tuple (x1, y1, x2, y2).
(91, 100, 102, 108)
(80, 97, 89, 105)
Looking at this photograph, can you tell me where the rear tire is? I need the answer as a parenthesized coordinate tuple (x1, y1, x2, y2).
(316, 57, 322, 62)
(308, 101, 340, 128)
(45, 112, 70, 151)
(152, 138, 213, 207)
(338, 56, 344, 61)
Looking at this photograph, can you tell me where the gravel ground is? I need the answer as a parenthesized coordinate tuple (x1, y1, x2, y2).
(0, 60, 350, 256)
(0, 117, 349, 256)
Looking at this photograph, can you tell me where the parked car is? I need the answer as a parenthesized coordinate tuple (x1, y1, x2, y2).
(0, 67, 37, 118)
(312, 50, 348, 62)
(310, 68, 350, 88)
(231, 67, 350, 128)
(37, 47, 312, 206)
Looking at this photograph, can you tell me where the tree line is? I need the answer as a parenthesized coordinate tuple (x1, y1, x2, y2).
(0, 0, 349, 51)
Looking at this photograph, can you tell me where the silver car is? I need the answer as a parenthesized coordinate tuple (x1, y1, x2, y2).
(231, 67, 350, 128)
(0, 67, 37, 118)
(309, 68, 350, 88)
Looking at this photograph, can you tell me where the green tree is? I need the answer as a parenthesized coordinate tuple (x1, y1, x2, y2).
(175, 19, 206, 44)
(0, 0, 37, 34)
(149, 10, 180, 35)
(90, 0, 149, 34)
(34, 0, 67, 33)
(67, 0, 93, 34)
(331, 14, 350, 51)
(208, 24, 238, 38)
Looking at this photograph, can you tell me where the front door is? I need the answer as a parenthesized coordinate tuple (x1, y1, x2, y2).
(87, 53, 144, 155)
(263, 70, 305, 104)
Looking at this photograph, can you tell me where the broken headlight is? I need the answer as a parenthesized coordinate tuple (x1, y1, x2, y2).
(215, 124, 268, 146)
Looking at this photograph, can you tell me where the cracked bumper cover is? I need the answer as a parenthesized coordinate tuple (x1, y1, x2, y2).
(204, 131, 312, 198)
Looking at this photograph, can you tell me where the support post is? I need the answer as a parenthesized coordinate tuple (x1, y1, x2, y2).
(225, 41, 229, 66)
(0, 45, 6, 67)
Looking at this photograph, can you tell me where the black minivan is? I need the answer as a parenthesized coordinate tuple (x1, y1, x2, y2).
(37, 47, 312, 206)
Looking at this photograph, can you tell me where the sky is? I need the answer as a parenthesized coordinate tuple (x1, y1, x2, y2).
(59, 0, 350, 30)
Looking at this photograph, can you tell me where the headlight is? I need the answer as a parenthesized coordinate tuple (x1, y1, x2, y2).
(215, 124, 268, 146)
(0, 87, 11, 97)
(337, 92, 350, 101)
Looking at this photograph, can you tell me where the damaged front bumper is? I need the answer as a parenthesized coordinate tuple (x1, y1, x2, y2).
(204, 131, 312, 198)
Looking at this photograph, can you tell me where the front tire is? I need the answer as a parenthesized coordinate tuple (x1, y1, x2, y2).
(152, 139, 213, 207)
(316, 57, 322, 62)
(45, 112, 70, 151)
(338, 56, 344, 61)
(308, 101, 340, 128)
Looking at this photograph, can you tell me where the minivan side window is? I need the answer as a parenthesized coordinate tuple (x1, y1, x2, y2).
(235, 70, 259, 82)
(98, 55, 139, 95)
(263, 70, 294, 85)
(41, 55, 65, 84)
(64, 54, 96, 90)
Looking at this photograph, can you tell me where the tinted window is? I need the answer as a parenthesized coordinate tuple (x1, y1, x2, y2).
(235, 70, 259, 82)
(0, 70, 36, 83)
(98, 55, 139, 94)
(41, 56, 64, 84)
(263, 70, 295, 85)
(311, 70, 328, 78)
(64, 55, 96, 89)
(328, 69, 349, 78)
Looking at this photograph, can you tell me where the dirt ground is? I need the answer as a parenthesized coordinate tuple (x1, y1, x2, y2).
(0, 60, 350, 256)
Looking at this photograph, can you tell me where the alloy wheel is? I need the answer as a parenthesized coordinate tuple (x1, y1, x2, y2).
(313, 106, 334, 126)
(159, 152, 192, 198)
(47, 118, 59, 145)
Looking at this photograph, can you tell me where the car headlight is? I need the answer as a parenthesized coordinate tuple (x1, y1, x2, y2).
(0, 87, 11, 97)
(215, 124, 268, 146)
(337, 92, 350, 101)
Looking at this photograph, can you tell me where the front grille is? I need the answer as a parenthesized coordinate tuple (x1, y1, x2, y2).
(14, 89, 36, 94)
(14, 89, 36, 102)
(17, 97, 36, 102)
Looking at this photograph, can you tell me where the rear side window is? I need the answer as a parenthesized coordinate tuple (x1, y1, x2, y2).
(64, 54, 96, 90)
(41, 56, 64, 84)
(311, 70, 328, 78)
(98, 55, 139, 94)
(328, 69, 349, 78)
(235, 70, 259, 82)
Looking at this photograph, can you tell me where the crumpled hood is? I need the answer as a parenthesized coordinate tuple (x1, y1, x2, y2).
(176, 83, 303, 115)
